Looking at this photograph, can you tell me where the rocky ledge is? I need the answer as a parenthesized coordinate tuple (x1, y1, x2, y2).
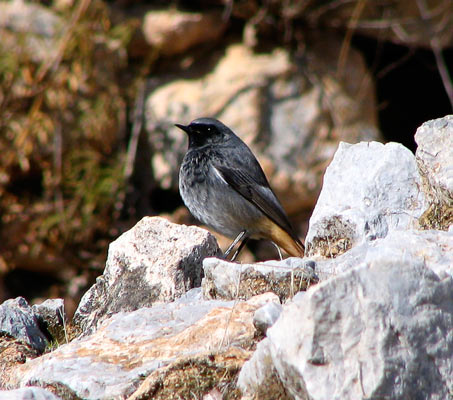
(0, 115, 452, 399)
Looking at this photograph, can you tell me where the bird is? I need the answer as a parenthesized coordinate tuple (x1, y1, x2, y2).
(176, 117, 304, 261)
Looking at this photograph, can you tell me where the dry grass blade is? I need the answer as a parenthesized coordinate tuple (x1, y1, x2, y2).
(36, 0, 92, 83)
(337, 0, 367, 78)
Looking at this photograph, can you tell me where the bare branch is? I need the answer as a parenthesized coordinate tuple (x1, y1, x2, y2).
(416, 0, 453, 110)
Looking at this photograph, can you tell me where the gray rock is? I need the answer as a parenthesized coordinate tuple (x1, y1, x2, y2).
(237, 338, 290, 400)
(202, 257, 318, 301)
(306, 141, 427, 257)
(32, 299, 64, 323)
(253, 301, 283, 335)
(73, 217, 220, 336)
(237, 338, 293, 400)
(238, 232, 453, 399)
(32, 299, 65, 341)
(0, 387, 62, 400)
(415, 115, 453, 207)
(0, 297, 48, 353)
(0, 2, 60, 36)
(10, 288, 268, 400)
(142, 10, 226, 56)
(0, 2, 62, 62)
(312, 229, 453, 281)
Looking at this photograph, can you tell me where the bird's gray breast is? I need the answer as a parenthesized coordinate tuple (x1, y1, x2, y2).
(179, 148, 262, 238)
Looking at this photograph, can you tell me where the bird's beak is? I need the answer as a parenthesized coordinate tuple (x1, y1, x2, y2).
(175, 123, 190, 133)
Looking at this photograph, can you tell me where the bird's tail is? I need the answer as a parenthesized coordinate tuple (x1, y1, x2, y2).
(260, 218, 305, 257)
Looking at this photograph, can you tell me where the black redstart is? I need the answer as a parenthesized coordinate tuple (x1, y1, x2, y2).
(176, 117, 305, 261)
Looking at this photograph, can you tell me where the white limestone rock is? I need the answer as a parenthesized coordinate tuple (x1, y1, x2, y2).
(238, 230, 453, 399)
(10, 289, 272, 400)
(313, 228, 453, 280)
(0, 387, 62, 400)
(253, 301, 283, 335)
(415, 115, 453, 205)
(306, 141, 427, 257)
(73, 216, 220, 336)
(202, 257, 317, 301)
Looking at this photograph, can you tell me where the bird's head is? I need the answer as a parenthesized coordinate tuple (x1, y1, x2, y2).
(175, 118, 234, 148)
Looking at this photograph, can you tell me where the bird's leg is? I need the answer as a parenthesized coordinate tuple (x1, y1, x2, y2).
(224, 230, 247, 261)
(272, 242, 283, 260)
(230, 236, 250, 262)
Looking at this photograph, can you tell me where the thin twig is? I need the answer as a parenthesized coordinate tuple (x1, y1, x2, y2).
(430, 38, 453, 110)
(53, 120, 67, 233)
(124, 81, 146, 181)
(222, 0, 233, 21)
(36, 0, 92, 83)
(308, 0, 357, 23)
(337, 0, 367, 78)
(416, 0, 453, 110)
(376, 48, 415, 79)
(290, 268, 295, 298)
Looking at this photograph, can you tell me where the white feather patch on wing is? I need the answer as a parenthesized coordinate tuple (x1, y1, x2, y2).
(212, 165, 229, 185)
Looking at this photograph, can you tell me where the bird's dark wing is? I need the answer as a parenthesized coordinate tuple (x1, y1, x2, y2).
(213, 163, 300, 243)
